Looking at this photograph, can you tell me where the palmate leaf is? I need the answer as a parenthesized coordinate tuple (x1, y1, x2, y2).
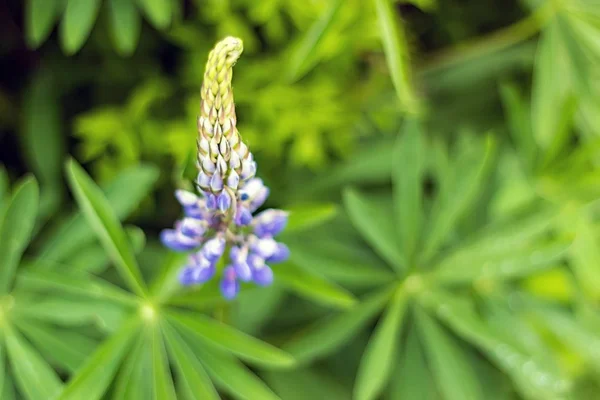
(112, 333, 150, 400)
(354, 289, 408, 400)
(167, 310, 295, 368)
(570, 214, 600, 300)
(184, 332, 281, 400)
(161, 322, 219, 400)
(283, 286, 396, 365)
(4, 325, 62, 400)
(420, 135, 496, 264)
(150, 324, 177, 399)
(344, 189, 405, 272)
(39, 163, 158, 262)
(419, 291, 570, 399)
(393, 119, 425, 266)
(283, 203, 337, 234)
(274, 262, 356, 309)
(262, 367, 350, 400)
(415, 308, 483, 400)
(390, 323, 439, 400)
(57, 317, 140, 400)
(136, 0, 172, 30)
(66, 159, 147, 297)
(25, 0, 60, 47)
(0, 176, 39, 295)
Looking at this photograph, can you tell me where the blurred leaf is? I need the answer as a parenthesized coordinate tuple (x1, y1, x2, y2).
(25, 0, 60, 47)
(390, 323, 438, 400)
(112, 334, 150, 400)
(5, 325, 62, 400)
(167, 310, 295, 368)
(190, 338, 281, 400)
(21, 69, 64, 218)
(420, 291, 570, 399)
(263, 367, 350, 400)
(58, 318, 140, 400)
(354, 290, 407, 400)
(344, 188, 405, 272)
(275, 262, 356, 309)
(531, 21, 570, 149)
(499, 82, 536, 171)
(60, 0, 102, 54)
(433, 238, 570, 284)
(283, 286, 395, 365)
(151, 325, 176, 399)
(284, 203, 337, 233)
(393, 119, 425, 265)
(1, 375, 15, 400)
(374, 0, 420, 113)
(0, 176, 39, 295)
(16, 269, 137, 306)
(570, 215, 600, 300)
(15, 320, 95, 373)
(421, 136, 496, 264)
(416, 309, 483, 400)
(231, 286, 284, 335)
(40, 164, 158, 262)
(66, 159, 147, 297)
(286, 0, 343, 81)
(0, 167, 7, 209)
(136, 0, 172, 29)
(108, 0, 141, 56)
(161, 322, 219, 400)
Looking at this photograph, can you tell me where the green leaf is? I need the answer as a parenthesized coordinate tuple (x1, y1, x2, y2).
(15, 320, 96, 373)
(263, 368, 350, 400)
(420, 136, 496, 264)
(167, 310, 295, 368)
(0, 342, 5, 397)
(25, 0, 60, 47)
(5, 325, 62, 400)
(58, 317, 140, 400)
(136, 0, 172, 29)
(231, 286, 285, 336)
(283, 286, 395, 365)
(21, 68, 65, 218)
(0, 167, 8, 209)
(433, 238, 570, 284)
(416, 308, 483, 400)
(354, 290, 407, 400)
(286, 0, 343, 81)
(499, 82, 536, 172)
(531, 21, 571, 149)
(112, 334, 151, 400)
(66, 159, 147, 297)
(1, 374, 15, 400)
(161, 322, 219, 400)
(284, 203, 337, 233)
(189, 337, 281, 400)
(419, 291, 570, 399)
(60, 0, 102, 54)
(373, 0, 420, 114)
(0, 176, 39, 295)
(151, 325, 176, 400)
(393, 119, 425, 265)
(40, 164, 158, 262)
(108, 0, 141, 56)
(390, 324, 438, 400)
(570, 215, 600, 300)
(344, 189, 405, 272)
(16, 269, 138, 307)
(275, 262, 356, 309)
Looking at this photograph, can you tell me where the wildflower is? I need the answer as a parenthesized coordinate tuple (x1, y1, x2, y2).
(161, 37, 289, 299)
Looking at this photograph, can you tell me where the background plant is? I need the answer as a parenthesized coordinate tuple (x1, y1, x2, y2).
(2, 0, 600, 398)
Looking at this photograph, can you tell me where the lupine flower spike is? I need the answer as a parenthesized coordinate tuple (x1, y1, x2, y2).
(161, 37, 289, 299)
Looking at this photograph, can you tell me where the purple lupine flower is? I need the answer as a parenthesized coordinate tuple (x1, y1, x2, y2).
(159, 36, 289, 300)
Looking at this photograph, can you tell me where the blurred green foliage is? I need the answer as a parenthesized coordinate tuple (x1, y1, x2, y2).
(1, 0, 600, 399)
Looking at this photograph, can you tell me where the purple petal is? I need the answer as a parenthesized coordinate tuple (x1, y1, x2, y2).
(210, 172, 224, 192)
(175, 190, 199, 207)
(197, 171, 211, 188)
(253, 209, 288, 237)
(252, 265, 273, 286)
(266, 243, 290, 264)
(233, 261, 252, 282)
(227, 170, 240, 190)
(180, 218, 206, 238)
(217, 191, 232, 212)
(160, 229, 200, 252)
(206, 194, 217, 209)
(234, 206, 253, 226)
(251, 237, 278, 259)
(202, 236, 226, 262)
(220, 267, 240, 299)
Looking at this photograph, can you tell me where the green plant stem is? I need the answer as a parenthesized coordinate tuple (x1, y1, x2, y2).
(420, 0, 560, 74)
